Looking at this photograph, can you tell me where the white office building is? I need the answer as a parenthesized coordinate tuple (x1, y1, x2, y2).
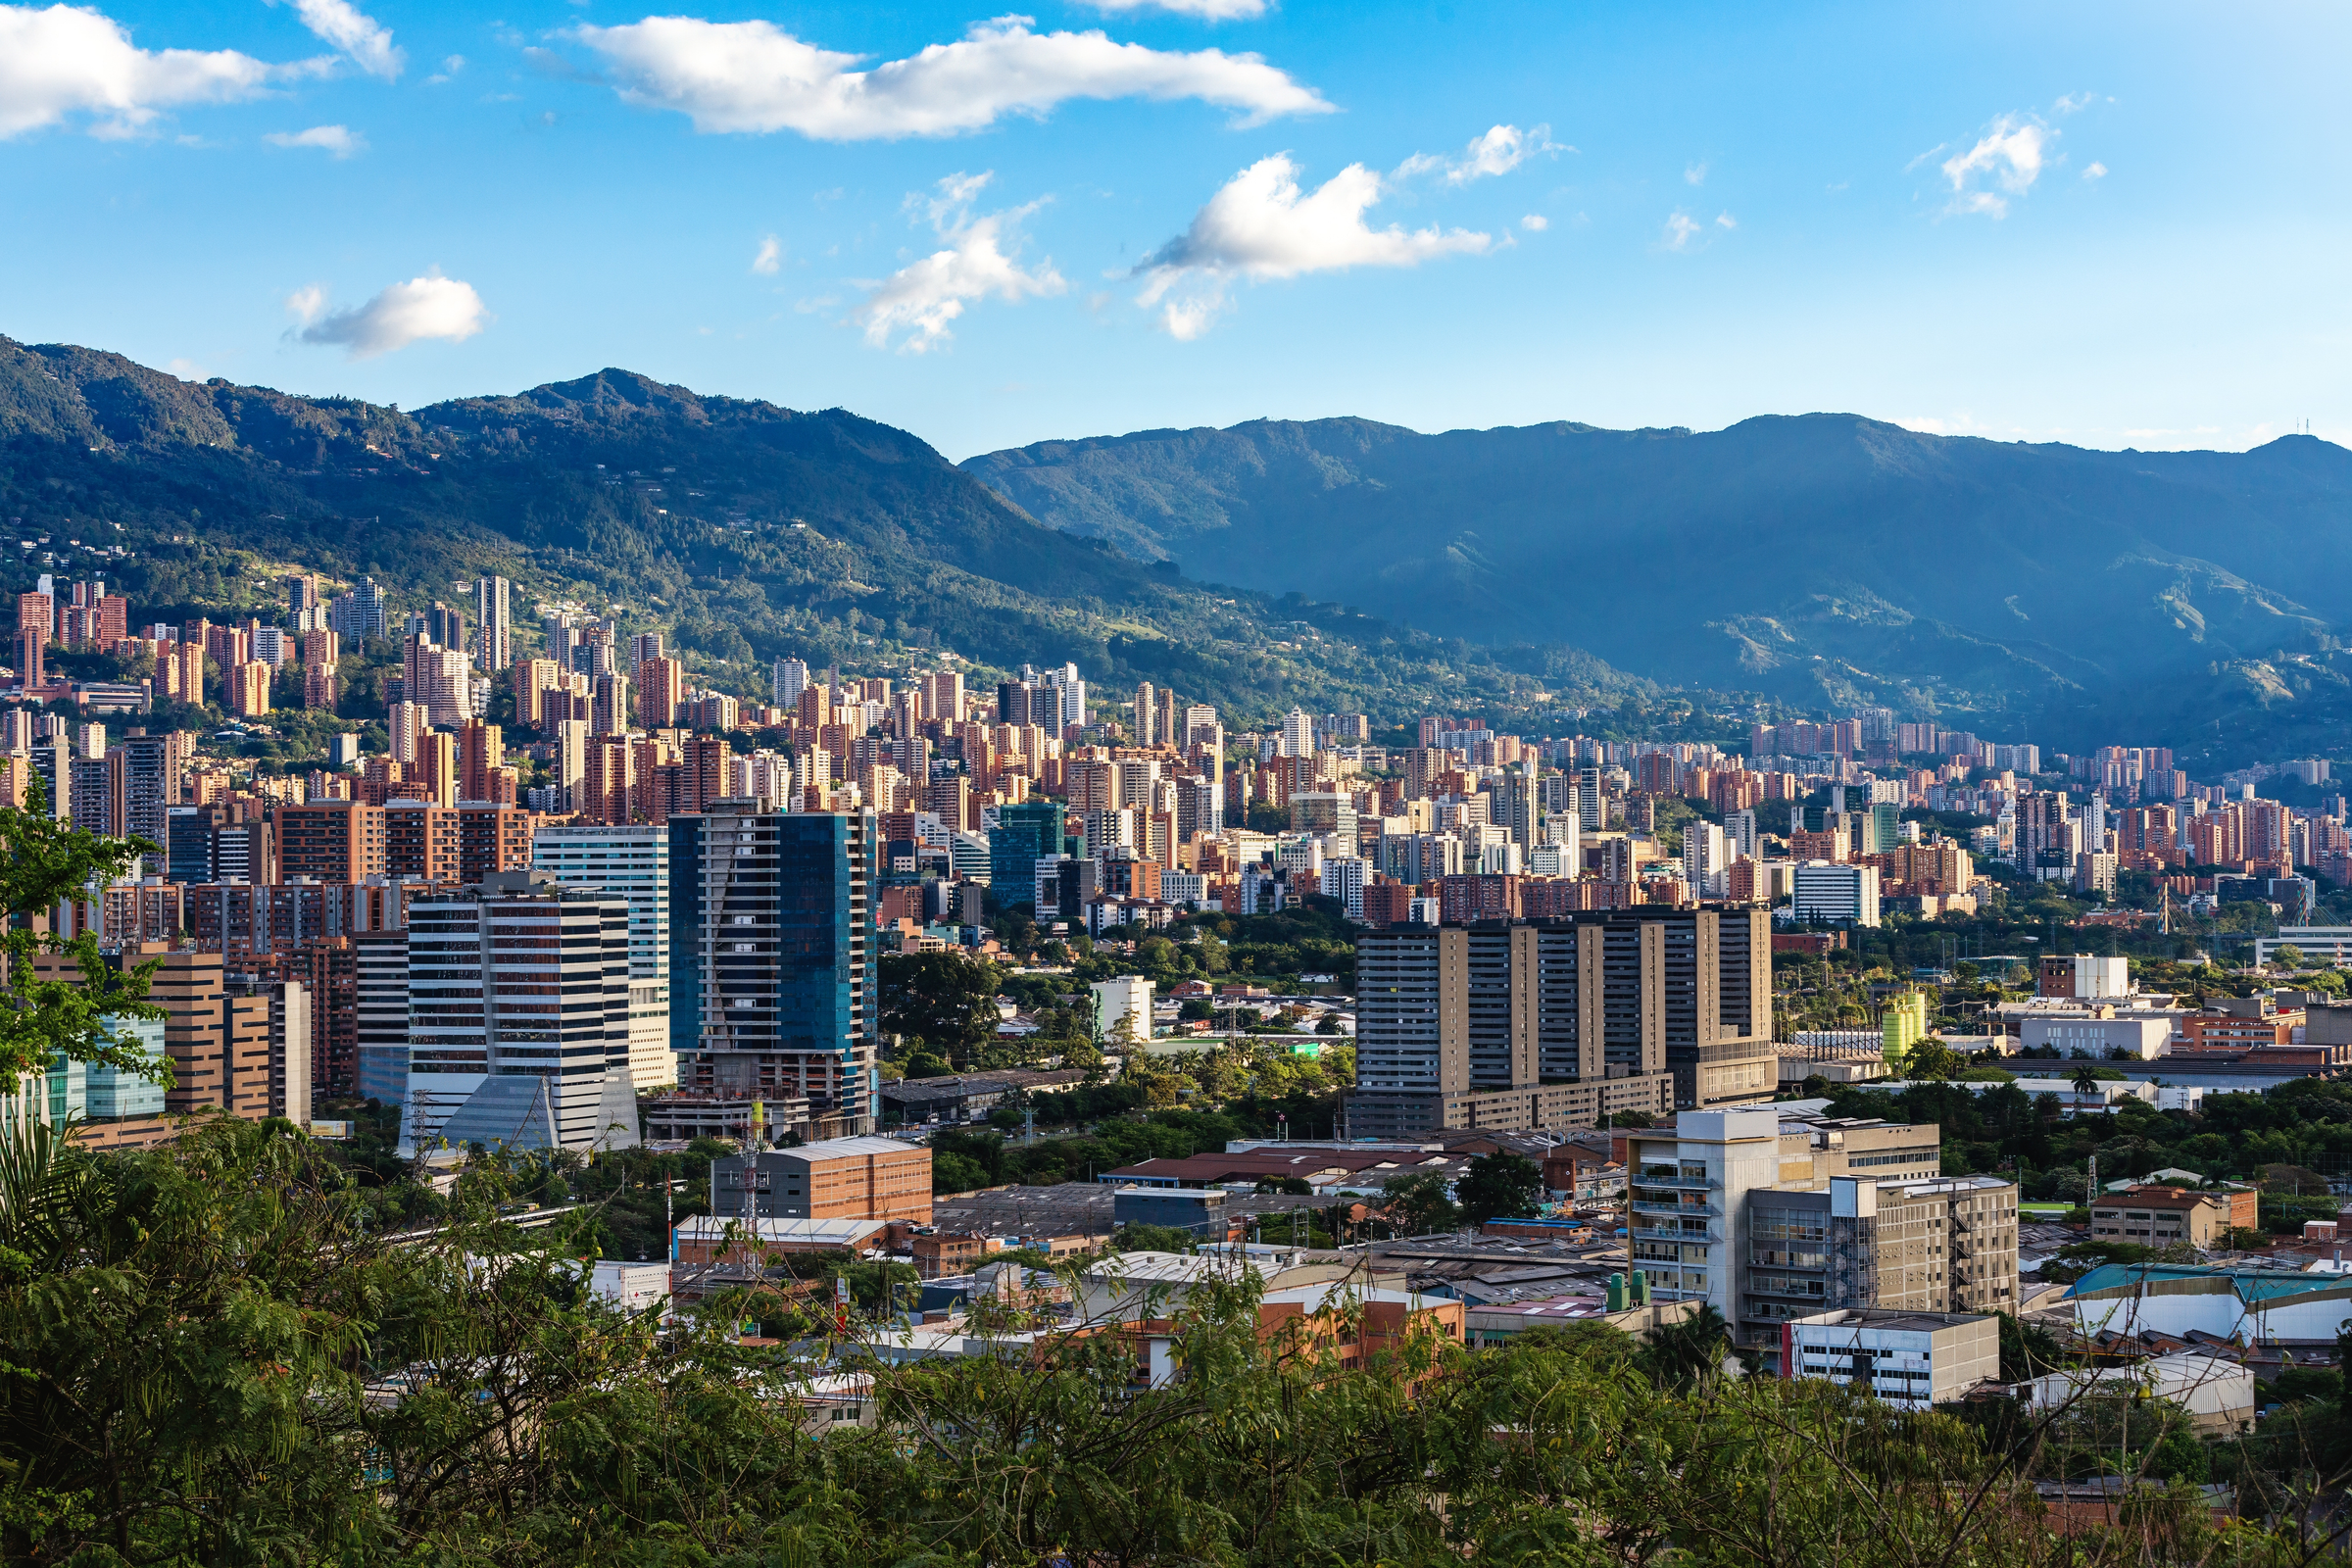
(399, 874, 640, 1156)
(1783, 1309, 1999, 1410)
(1093, 976, 1153, 1046)
(532, 822, 673, 1092)
(1790, 860, 1882, 928)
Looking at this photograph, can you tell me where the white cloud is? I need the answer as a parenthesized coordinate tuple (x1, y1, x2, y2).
(1520, 213, 1547, 231)
(425, 52, 463, 83)
(0, 3, 287, 138)
(278, 0, 400, 78)
(1939, 113, 2051, 219)
(1685, 160, 1706, 185)
(1715, 212, 1736, 229)
(855, 172, 1064, 351)
(265, 122, 363, 157)
(1661, 212, 1700, 251)
(1134, 153, 1492, 337)
(1395, 122, 1562, 185)
(2053, 90, 2093, 115)
(567, 14, 1329, 139)
(1079, 0, 1268, 16)
(751, 233, 782, 273)
(287, 271, 488, 359)
(2082, 161, 2107, 181)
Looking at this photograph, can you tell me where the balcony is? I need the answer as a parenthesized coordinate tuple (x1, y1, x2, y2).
(1631, 1223, 1717, 1245)
(1629, 1173, 1718, 1193)
(1631, 1199, 1718, 1218)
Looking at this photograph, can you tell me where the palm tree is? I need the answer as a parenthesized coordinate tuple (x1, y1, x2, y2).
(1644, 1301, 1732, 1391)
(2073, 1065, 2103, 1101)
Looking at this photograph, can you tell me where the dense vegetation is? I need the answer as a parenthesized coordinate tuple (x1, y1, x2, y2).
(10, 1111, 2349, 1564)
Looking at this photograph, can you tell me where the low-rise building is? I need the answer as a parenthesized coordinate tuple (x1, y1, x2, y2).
(670, 1214, 890, 1263)
(2021, 1351, 2255, 1434)
(1781, 1308, 1999, 1409)
(711, 1136, 933, 1225)
(2087, 1184, 2254, 1248)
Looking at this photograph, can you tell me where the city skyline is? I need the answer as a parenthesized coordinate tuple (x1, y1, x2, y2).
(1, 1, 2343, 458)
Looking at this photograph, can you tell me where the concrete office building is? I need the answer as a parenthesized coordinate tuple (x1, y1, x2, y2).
(1346, 905, 1776, 1134)
(669, 804, 879, 1139)
(397, 873, 639, 1155)
(710, 1137, 933, 1224)
(1781, 1309, 1999, 1409)
(533, 822, 673, 1091)
(1628, 1107, 2015, 1348)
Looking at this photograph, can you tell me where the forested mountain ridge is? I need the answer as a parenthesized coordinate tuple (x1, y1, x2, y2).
(966, 414, 2352, 761)
(0, 336, 1647, 724)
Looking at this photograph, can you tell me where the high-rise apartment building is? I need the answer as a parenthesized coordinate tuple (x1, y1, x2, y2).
(276, 800, 388, 883)
(475, 576, 512, 671)
(397, 873, 638, 1155)
(668, 805, 877, 1138)
(1347, 905, 1777, 1135)
(1279, 709, 1315, 759)
(637, 656, 685, 728)
(1133, 681, 1157, 747)
(772, 657, 809, 710)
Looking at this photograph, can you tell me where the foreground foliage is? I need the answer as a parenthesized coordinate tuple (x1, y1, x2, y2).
(2, 1115, 2345, 1565)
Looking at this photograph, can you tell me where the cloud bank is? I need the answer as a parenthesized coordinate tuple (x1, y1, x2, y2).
(0, 3, 286, 137)
(288, 272, 488, 358)
(566, 15, 1330, 138)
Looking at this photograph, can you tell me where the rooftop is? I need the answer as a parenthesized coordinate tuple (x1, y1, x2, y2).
(1788, 1308, 1997, 1334)
(779, 1136, 929, 1162)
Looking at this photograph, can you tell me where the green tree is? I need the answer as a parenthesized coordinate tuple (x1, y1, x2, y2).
(2275, 943, 2307, 970)
(0, 790, 169, 1085)
(1113, 1221, 1200, 1253)
(1380, 1170, 1460, 1237)
(933, 1152, 991, 1194)
(879, 952, 1002, 1070)
(1454, 1150, 1544, 1225)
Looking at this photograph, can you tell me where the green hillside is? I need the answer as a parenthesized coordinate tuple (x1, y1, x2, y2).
(966, 415, 2352, 765)
(0, 336, 1651, 728)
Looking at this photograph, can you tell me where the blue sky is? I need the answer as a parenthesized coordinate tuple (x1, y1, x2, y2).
(1, 0, 2342, 459)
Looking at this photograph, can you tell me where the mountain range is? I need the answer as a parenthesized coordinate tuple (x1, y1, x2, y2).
(965, 416, 2352, 764)
(4, 328, 2346, 764)
(0, 336, 1625, 728)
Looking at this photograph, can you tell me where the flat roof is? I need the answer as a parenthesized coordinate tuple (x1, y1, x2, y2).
(674, 1216, 887, 1244)
(1788, 1308, 1996, 1334)
(781, 1136, 928, 1162)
